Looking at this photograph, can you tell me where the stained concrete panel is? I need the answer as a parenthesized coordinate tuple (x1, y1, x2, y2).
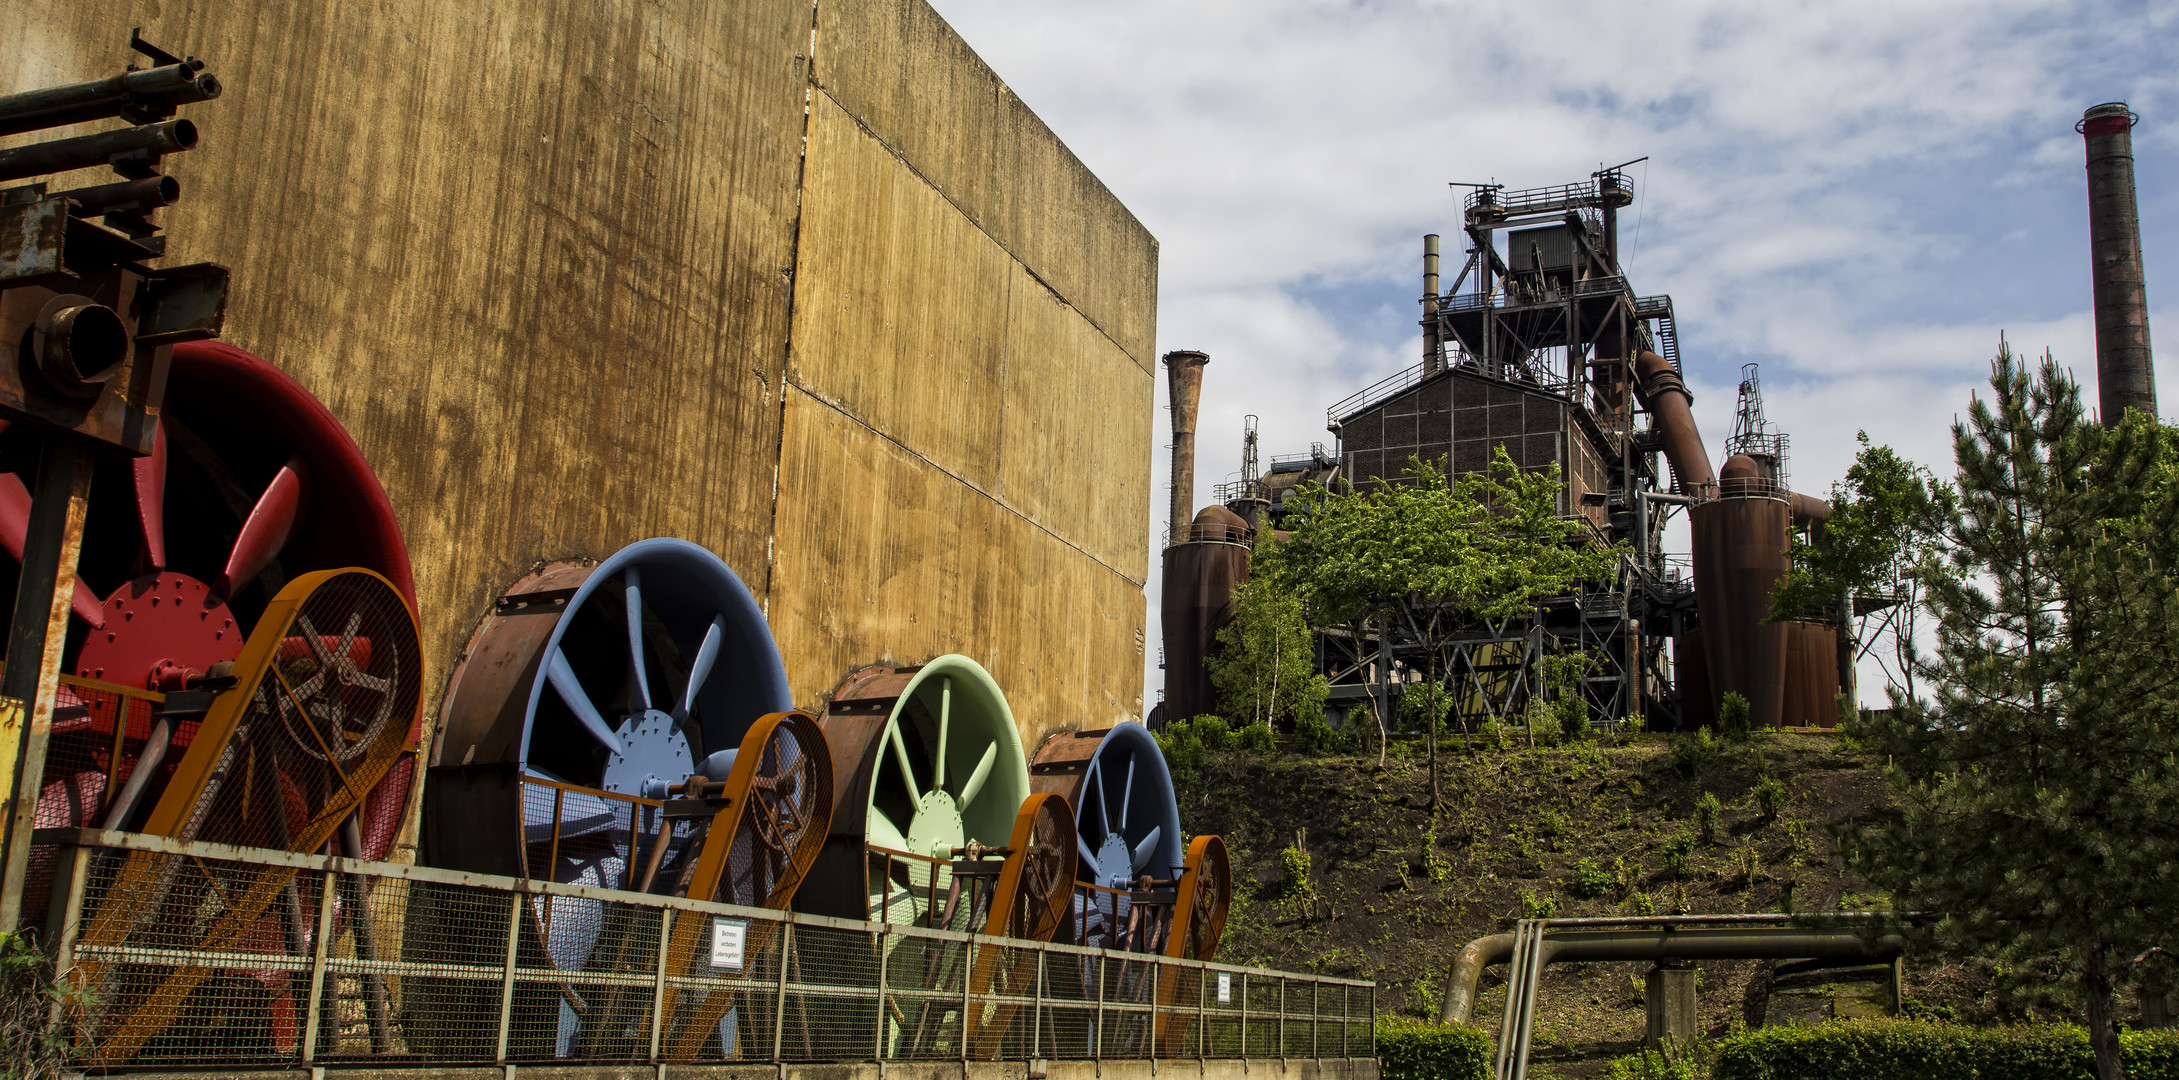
(791, 94, 1151, 583)
(770, 389, 1145, 740)
(812, 0, 1158, 370)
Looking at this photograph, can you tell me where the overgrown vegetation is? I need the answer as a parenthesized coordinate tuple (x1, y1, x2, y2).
(1230, 448, 1621, 802)
(0, 930, 81, 1078)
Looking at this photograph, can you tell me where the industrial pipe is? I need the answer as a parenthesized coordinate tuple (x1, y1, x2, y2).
(2080, 103, 2157, 423)
(1632, 350, 1715, 498)
(0, 62, 219, 137)
(60, 175, 180, 217)
(0, 119, 198, 183)
(1440, 919, 1906, 1024)
(1163, 350, 1210, 546)
(1423, 235, 1442, 373)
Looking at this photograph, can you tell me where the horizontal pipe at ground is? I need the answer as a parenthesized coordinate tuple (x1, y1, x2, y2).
(1441, 925, 1904, 1024)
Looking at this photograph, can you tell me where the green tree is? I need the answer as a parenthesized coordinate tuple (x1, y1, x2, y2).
(1261, 449, 1620, 801)
(1769, 432, 1946, 700)
(1210, 572, 1330, 741)
(1844, 345, 2179, 1080)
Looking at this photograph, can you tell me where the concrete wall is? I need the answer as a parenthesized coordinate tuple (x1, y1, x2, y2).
(0, 0, 1154, 777)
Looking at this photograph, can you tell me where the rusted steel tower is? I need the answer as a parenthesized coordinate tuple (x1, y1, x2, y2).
(2080, 102, 2157, 423)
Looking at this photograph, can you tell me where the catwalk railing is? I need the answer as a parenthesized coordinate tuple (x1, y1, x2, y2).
(31, 828, 1373, 1070)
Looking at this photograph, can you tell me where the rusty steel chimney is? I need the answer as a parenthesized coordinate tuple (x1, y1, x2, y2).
(2081, 102, 2157, 423)
(1164, 350, 1210, 545)
(1423, 234, 1443, 374)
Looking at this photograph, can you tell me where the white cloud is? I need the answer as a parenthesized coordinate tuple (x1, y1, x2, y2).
(925, 0, 2179, 710)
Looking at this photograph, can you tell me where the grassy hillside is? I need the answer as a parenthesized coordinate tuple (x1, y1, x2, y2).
(1170, 728, 1927, 1073)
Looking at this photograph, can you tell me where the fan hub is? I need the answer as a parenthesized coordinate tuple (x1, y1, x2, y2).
(601, 709, 694, 798)
(74, 572, 241, 689)
(905, 789, 963, 861)
(1095, 833, 1133, 888)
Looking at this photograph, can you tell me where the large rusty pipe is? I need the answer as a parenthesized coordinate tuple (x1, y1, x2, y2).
(1441, 923, 1905, 1025)
(1789, 491, 1830, 527)
(2081, 103, 2156, 424)
(1163, 350, 1210, 546)
(1632, 350, 1715, 498)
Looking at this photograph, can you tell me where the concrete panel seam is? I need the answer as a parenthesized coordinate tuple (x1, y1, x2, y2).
(809, 85, 1152, 374)
(783, 384, 1147, 590)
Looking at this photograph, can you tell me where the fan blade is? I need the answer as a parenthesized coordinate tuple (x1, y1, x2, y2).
(1080, 758, 1108, 836)
(213, 453, 308, 599)
(547, 648, 626, 755)
(1131, 826, 1162, 874)
(134, 420, 167, 570)
(0, 438, 104, 629)
(1078, 835, 1101, 873)
(957, 742, 997, 810)
(866, 808, 912, 856)
(675, 615, 724, 723)
(1119, 757, 1136, 829)
(887, 725, 922, 804)
(623, 566, 651, 710)
(934, 676, 951, 790)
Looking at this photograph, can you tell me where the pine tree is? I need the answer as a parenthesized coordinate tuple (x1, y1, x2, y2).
(1844, 345, 2179, 1080)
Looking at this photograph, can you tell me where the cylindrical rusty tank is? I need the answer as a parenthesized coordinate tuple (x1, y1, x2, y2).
(1674, 630, 1714, 732)
(2080, 102, 2157, 423)
(1690, 497, 1790, 731)
(1158, 506, 1252, 723)
(1781, 621, 1842, 727)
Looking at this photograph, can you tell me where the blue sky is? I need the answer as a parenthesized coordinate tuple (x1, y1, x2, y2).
(927, 0, 2179, 707)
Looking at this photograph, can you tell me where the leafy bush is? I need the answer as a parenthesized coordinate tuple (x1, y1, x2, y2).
(1518, 888, 1560, 919)
(1375, 1015, 1492, 1080)
(1157, 714, 1263, 784)
(1570, 858, 1615, 899)
(1670, 728, 1720, 776)
(1753, 775, 1785, 820)
(1605, 1046, 1696, 1079)
(1695, 791, 1722, 844)
(1660, 830, 1696, 879)
(1709, 1018, 2179, 1080)
(1294, 708, 1356, 755)
(1719, 690, 1752, 741)
(1280, 834, 1318, 916)
(1624, 890, 1657, 916)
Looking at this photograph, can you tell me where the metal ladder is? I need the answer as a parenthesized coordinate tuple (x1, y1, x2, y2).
(1655, 312, 1682, 371)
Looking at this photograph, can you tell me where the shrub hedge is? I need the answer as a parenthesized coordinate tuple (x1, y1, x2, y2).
(1710, 1018, 2179, 1080)
(1375, 1015, 1491, 1080)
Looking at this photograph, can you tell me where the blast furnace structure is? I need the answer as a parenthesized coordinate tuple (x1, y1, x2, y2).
(1188, 167, 1852, 732)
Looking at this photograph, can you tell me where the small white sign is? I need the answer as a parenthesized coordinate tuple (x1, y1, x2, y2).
(1217, 972, 1232, 1004)
(710, 917, 748, 971)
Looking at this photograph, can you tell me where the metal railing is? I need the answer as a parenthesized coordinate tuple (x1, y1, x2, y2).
(1436, 274, 1630, 314)
(33, 828, 1373, 1071)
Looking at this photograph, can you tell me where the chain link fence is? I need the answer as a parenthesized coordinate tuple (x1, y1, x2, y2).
(30, 828, 1372, 1071)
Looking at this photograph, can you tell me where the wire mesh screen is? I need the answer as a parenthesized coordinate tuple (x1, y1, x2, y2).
(186, 571, 421, 854)
(45, 833, 1372, 1070)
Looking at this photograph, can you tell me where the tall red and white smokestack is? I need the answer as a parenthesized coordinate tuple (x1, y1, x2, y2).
(2080, 102, 2157, 423)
